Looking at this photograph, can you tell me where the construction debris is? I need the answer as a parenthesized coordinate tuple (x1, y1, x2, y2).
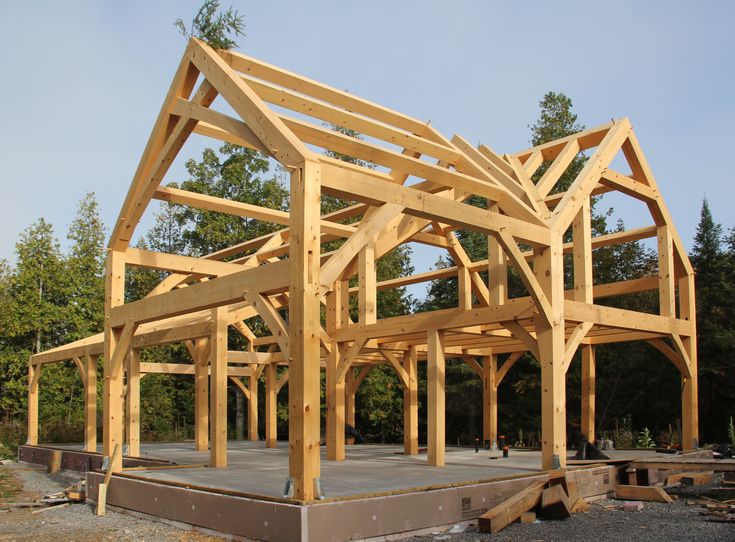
(614, 485, 673, 503)
(478, 472, 592, 534)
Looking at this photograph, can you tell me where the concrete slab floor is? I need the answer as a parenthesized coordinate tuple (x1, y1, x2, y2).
(53, 441, 660, 499)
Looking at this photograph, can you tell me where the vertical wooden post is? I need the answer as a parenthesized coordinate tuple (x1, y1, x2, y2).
(103, 250, 126, 473)
(488, 203, 507, 306)
(358, 243, 377, 325)
(84, 355, 97, 452)
(427, 328, 445, 467)
(326, 280, 347, 461)
(573, 201, 593, 304)
(345, 369, 356, 434)
(574, 201, 594, 446)
(534, 233, 567, 470)
(126, 349, 140, 457)
(210, 307, 228, 468)
(581, 345, 595, 443)
(194, 337, 209, 452)
(679, 273, 699, 449)
(288, 160, 322, 502)
(265, 363, 277, 448)
(458, 265, 472, 310)
(657, 226, 676, 318)
(27, 363, 40, 445)
(403, 346, 418, 455)
(483, 355, 498, 446)
(248, 363, 259, 441)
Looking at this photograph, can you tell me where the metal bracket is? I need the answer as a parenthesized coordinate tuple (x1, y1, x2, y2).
(283, 477, 294, 499)
(314, 477, 325, 500)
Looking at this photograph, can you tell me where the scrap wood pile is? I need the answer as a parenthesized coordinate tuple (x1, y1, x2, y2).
(0, 479, 86, 514)
(479, 471, 589, 534)
(678, 471, 735, 523)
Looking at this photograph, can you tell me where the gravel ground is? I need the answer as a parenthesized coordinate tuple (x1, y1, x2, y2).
(410, 494, 734, 542)
(0, 461, 225, 542)
(1, 460, 733, 541)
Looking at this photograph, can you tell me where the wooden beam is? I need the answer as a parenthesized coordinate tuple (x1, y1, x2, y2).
(103, 250, 127, 473)
(479, 480, 545, 534)
(496, 352, 522, 385)
(358, 243, 376, 325)
(320, 159, 551, 246)
(154, 184, 355, 238)
(125, 248, 245, 277)
(536, 139, 580, 198)
(403, 346, 418, 455)
(27, 363, 41, 445)
(126, 349, 141, 457)
(657, 225, 676, 318)
(109, 42, 202, 250)
(581, 345, 595, 442)
(379, 349, 409, 388)
(336, 338, 368, 383)
(193, 337, 209, 452)
(222, 49, 432, 136)
(573, 201, 593, 303)
(483, 355, 498, 446)
(189, 38, 310, 167)
(615, 485, 673, 503)
(565, 300, 691, 336)
(678, 273, 698, 449)
(84, 355, 98, 452)
(241, 74, 460, 163)
(534, 234, 566, 470)
(210, 307, 228, 468)
(549, 119, 632, 233)
(502, 321, 540, 360)
(244, 291, 290, 356)
(427, 329, 445, 467)
(110, 259, 289, 328)
(334, 299, 537, 343)
(248, 364, 259, 441)
(562, 322, 593, 374)
(287, 161, 322, 502)
(265, 363, 278, 448)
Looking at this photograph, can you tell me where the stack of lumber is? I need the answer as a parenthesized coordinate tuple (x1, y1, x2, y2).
(478, 472, 590, 534)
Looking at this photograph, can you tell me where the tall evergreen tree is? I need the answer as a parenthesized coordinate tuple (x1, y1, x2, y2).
(65, 192, 106, 341)
(690, 199, 732, 441)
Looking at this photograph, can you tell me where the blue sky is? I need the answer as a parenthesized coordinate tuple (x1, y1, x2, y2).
(2, 1, 733, 299)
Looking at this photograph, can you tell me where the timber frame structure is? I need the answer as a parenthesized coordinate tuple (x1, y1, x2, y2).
(28, 38, 697, 503)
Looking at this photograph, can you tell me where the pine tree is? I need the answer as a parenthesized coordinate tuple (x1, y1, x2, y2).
(65, 192, 106, 341)
(0, 219, 68, 424)
(690, 199, 732, 440)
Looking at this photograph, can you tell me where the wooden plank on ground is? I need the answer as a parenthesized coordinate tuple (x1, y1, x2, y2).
(95, 444, 120, 516)
(614, 484, 673, 503)
(48, 450, 62, 474)
(478, 480, 545, 534)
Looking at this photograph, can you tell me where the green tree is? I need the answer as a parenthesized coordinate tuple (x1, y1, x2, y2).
(175, 0, 245, 50)
(529, 92, 586, 195)
(690, 199, 733, 441)
(65, 192, 106, 341)
(173, 144, 288, 256)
